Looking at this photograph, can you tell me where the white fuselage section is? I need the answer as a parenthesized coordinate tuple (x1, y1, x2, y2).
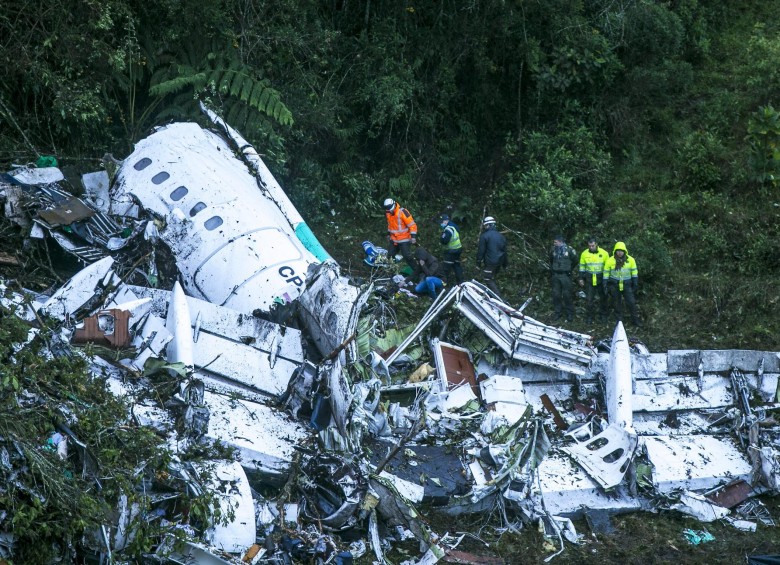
(112, 123, 318, 312)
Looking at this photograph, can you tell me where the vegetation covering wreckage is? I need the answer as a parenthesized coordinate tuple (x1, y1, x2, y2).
(0, 108, 779, 562)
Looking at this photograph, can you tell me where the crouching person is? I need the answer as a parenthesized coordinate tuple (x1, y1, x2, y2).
(409, 246, 444, 299)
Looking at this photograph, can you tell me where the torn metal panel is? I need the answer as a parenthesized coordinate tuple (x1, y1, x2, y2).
(39, 256, 117, 320)
(561, 424, 638, 490)
(533, 452, 643, 517)
(671, 491, 730, 522)
(9, 165, 64, 185)
(81, 171, 111, 213)
(122, 313, 171, 371)
(480, 375, 530, 427)
(367, 440, 471, 506)
(47, 230, 107, 263)
(200, 461, 255, 553)
(0, 282, 40, 322)
(204, 390, 309, 485)
(37, 196, 95, 226)
(643, 435, 754, 493)
(387, 282, 595, 376)
(161, 541, 236, 565)
(125, 285, 304, 398)
(297, 261, 372, 358)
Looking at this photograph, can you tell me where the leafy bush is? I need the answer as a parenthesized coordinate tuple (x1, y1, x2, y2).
(676, 130, 726, 191)
(619, 2, 685, 65)
(746, 105, 780, 188)
(496, 124, 611, 234)
(742, 24, 780, 103)
(497, 164, 596, 235)
(624, 230, 673, 284)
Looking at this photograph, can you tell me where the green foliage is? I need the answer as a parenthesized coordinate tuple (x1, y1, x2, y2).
(496, 123, 611, 234)
(337, 172, 382, 218)
(620, 2, 686, 64)
(746, 105, 780, 188)
(498, 164, 596, 235)
(625, 231, 673, 284)
(0, 305, 225, 561)
(150, 42, 293, 129)
(533, 31, 621, 94)
(742, 24, 780, 102)
(676, 130, 726, 191)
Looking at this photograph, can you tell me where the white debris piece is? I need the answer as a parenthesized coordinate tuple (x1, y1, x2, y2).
(39, 256, 116, 320)
(606, 321, 633, 428)
(10, 166, 64, 185)
(561, 423, 638, 490)
(643, 435, 754, 493)
(204, 391, 309, 485)
(671, 491, 730, 522)
(201, 461, 256, 553)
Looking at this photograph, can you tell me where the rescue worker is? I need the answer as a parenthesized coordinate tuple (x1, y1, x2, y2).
(603, 241, 642, 327)
(476, 216, 507, 296)
(578, 237, 610, 323)
(383, 198, 417, 269)
(550, 235, 578, 322)
(408, 246, 444, 299)
(438, 214, 464, 285)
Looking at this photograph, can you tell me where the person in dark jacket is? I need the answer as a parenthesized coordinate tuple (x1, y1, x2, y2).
(409, 246, 444, 298)
(476, 216, 507, 296)
(550, 235, 578, 322)
(438, 214, 464, 285)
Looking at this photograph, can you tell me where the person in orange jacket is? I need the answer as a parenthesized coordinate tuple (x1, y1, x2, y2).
(383, 198, 417, 268)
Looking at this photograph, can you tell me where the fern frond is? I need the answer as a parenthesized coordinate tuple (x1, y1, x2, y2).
(149, 72, 205, 97)
(238, 75, 254, 102)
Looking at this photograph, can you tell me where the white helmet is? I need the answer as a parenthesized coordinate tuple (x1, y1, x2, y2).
(383, 198, 396, 211)
(482, 216, 496, 227)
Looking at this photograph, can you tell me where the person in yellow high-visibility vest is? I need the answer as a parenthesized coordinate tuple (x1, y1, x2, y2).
(578, 237, 610, 324)
(438, 214, 464, 285)
(603, 241, 642, 327)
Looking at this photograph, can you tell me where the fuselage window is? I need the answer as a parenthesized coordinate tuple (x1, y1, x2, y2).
(170, 186, 188, 201)
(204, 216, 224, 230)
(152, 172, 170, 184)
(190, 202, 207, 216)
(134, 157, 152, 170)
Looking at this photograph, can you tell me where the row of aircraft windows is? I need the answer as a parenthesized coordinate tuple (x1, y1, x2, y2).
(134, 158, 224, 230)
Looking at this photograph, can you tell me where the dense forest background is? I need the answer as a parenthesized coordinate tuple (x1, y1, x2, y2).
(1, 0, 779, 351)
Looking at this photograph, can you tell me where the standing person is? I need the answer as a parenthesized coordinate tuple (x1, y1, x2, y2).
(383, 198, 417, 269)
(408, 246, 444, 299)
(603, 241, 642, 327)
(578, 237, 610, 323)
(550, 235, 578, 322)
(438, 214, 464, 285)
(476, 216, 507, 296)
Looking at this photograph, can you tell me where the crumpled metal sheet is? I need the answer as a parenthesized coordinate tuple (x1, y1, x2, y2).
(299, 454, 367, 531)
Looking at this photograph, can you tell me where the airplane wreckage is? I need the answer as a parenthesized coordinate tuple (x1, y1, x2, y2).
(0, 105, 779, 563)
